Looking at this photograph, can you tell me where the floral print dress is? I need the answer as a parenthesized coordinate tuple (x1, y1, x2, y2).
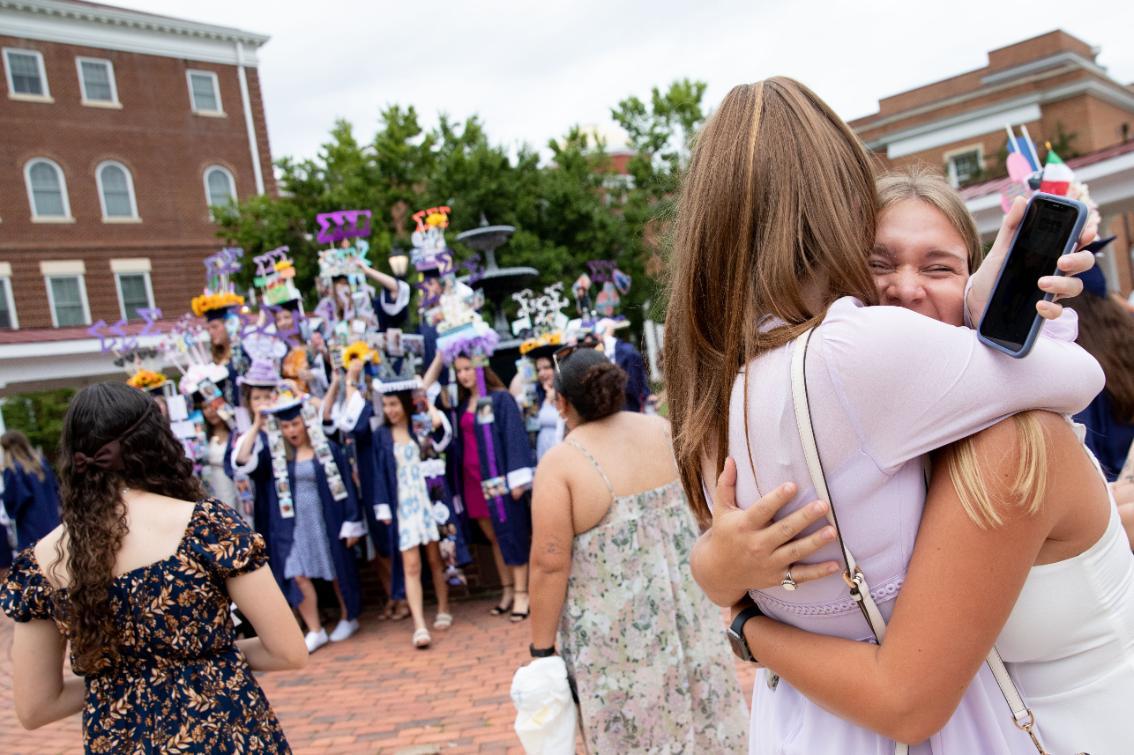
(558, 440, 749, 754)
(0, 498, 291, 754)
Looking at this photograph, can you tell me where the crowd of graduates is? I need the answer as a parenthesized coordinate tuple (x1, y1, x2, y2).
(44, 206, 654, 653)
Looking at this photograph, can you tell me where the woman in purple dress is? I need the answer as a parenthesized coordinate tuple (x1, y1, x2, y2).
(664, 79, 1104, 754)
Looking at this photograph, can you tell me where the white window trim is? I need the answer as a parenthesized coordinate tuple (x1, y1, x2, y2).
(3, 47, 52, 103)
(44, 273, 91, 328)
(110, 258, 151, 274)
(0, 271, 18, 330)
(943, 144, 985, 188)
(186, 69, 224, 116)
(203, 165, 237, 209)
(40, 260, 85, 276)
(115, 270, 155, 321)
(75, 56, 120, 108)
(23, 158, 73, 222)
(95, 160, 141, 222)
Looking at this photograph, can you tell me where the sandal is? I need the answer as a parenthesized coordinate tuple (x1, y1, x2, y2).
(433, 612, 453, 630)
(412, 627, 432, 649)
(510, 590, 530, 623)
(489, 586, 515, 616)
(390, 601, 410, 621)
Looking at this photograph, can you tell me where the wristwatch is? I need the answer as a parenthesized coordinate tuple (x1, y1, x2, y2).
(727, 604, 764, 663)
(529, 644, 557, 658)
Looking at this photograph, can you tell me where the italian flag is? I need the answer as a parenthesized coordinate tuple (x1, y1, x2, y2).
(1040, 149, 1073, 196)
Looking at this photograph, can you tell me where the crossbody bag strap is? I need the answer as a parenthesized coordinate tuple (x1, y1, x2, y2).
(790, 329, 1054, 755)
(790, 329, 888, 643)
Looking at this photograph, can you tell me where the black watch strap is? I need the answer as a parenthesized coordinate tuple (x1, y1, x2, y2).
(529, 643, 557, 658)
(727, 604, 764, 663)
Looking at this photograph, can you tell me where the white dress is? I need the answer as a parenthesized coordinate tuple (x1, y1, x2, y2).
(996, 438, 1134, 754)
(202, 436, 238, 508)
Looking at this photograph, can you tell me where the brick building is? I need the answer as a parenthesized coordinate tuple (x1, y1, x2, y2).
(0, 0, 272, 394)
(850, 30, 1134, 291)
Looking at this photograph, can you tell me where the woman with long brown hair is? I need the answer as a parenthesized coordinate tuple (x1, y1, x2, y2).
(0, 382, 305, 750)
(665, 78, 1105, 753)
(1, 430, 60, 551)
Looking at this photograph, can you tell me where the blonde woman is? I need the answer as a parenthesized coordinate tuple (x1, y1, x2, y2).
(1, 431, 60, 551)
(666, 79, 1106, 754)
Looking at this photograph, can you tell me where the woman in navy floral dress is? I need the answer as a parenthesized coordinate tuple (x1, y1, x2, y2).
(0, 383, 306, 753)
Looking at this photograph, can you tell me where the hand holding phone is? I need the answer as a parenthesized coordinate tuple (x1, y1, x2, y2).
(977, 193, 1088, 358)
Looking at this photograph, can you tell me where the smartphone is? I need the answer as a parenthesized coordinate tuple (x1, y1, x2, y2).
(977, 193, 1087, 358)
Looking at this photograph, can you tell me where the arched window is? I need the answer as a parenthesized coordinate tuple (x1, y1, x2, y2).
(24, 158, 70, 219)
(96, 161, 139, 220)
(203, 165, 236, 209)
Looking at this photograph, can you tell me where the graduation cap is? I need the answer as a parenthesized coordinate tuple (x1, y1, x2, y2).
(264, 396, 304, 421)
(192, 247, 245, 320)
(237, 358, 281, 389)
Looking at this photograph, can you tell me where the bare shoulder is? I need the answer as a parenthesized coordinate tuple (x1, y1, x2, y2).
(130, 494, 199, 536)
(32, 525, 66, 575)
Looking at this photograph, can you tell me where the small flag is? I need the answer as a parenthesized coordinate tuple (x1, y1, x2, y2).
(1039, 147, 1073, 196)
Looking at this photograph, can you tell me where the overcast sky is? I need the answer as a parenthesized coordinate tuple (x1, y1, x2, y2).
(118, 0, 1134, 163)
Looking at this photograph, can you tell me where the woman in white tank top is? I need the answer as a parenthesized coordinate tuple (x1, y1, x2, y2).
(693, 162, 1134, 753)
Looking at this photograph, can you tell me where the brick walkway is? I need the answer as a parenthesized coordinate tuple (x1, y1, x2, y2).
(0, 595, 756, 753)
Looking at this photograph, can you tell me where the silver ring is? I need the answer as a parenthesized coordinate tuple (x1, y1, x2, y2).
(781, 567, 798, 592)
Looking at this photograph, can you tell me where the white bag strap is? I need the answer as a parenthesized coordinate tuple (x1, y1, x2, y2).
(789, 329, 1054, 755)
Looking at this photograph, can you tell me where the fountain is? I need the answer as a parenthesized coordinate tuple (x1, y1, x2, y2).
(455, 221, 538, 380)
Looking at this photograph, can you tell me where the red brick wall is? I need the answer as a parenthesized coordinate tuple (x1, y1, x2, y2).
(0, 35, 274, 330)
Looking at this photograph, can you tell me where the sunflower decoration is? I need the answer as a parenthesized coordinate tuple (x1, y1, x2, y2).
(127, 369, 167, 392)
(190, 291, 245, 318)
(341, 341, 379, 369)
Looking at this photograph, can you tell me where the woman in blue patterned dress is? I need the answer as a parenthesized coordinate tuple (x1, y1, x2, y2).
(374, 389, 454, 649)
(0, 382, 306, 752)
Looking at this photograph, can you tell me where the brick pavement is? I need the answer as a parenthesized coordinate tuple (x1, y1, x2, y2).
(0, 595, 757, 754)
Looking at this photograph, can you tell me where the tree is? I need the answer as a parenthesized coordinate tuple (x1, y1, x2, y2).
(211, 80, 711, 335)
(3, 388, 75, 462)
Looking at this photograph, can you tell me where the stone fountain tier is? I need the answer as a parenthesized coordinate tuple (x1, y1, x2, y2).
(454, 224, 539, 381)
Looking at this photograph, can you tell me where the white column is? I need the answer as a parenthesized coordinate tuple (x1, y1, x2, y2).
(235, 42, 266, 196)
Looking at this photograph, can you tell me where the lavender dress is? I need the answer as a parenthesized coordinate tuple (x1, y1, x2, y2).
(722, 297, 1103, 754)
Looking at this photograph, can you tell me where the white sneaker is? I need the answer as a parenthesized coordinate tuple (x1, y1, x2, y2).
(305, 628, 329, 653)
(329, 618, 359, 642)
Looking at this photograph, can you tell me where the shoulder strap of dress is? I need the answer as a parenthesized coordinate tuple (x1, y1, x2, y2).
(564, 438, 615, 500)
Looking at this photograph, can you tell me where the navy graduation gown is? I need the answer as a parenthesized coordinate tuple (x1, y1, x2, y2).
(613, 338, 650, 413)
(1, 460, 61, 549)
(373, 280, 411, 331)
(235, 436, 364, 619)
(448, 389, 533, 566)
(335, 396, 406, 601)
(372, 423, 472, 566)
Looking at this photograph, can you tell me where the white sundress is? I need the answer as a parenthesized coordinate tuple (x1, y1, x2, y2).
(394, 441, 440, 551)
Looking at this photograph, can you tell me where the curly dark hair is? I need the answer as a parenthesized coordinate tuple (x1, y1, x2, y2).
(554, 348, 627, 423)
(52, 383, 204, 674)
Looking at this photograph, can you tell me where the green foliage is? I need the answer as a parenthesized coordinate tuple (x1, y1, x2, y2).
(212, 81, 711, 338)
(3, 388, 75, 461)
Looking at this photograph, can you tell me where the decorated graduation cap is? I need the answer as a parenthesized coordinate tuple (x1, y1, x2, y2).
(410, 206, 456, 281)
(253, 246, 303, 311)
(178, 362, 230, 404)
(263, 393, 304, 421)
(192, 247, 245, 321)
(127, 368, 168, 396)
(366, 329, 427, 394)
(513, 282, 571, 360)
(237, 357, 282, 389)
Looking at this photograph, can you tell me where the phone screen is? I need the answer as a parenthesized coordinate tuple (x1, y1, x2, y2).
(978, 197, 1080, 352)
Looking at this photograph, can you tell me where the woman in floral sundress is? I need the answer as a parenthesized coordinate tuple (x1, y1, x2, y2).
(529, 347, 748, 753)
(0, 382, 307, 753)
